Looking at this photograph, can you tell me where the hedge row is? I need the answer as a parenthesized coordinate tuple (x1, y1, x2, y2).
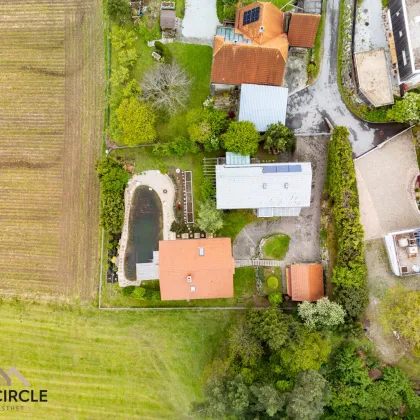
(327, 127, 368, 318)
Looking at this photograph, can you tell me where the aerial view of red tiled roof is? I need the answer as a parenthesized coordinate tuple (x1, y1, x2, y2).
(211, 41, 288, 86)
(286, 263, 324, 302)
(287, 13, 321, 48)
(235, 1, 285, 44)
(158, 238, 235, 301)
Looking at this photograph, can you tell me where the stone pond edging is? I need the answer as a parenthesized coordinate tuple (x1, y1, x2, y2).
(117, 170, 176, 287)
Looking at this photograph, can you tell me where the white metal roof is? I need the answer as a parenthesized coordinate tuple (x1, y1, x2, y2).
(216, 162, 312, 210)
(238, 84, 289, 132)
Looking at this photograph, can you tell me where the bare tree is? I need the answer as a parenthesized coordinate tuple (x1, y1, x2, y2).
(141, 63, 192, 115)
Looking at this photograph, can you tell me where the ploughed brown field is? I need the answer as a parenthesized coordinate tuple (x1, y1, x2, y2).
(0, 0, 105, 299)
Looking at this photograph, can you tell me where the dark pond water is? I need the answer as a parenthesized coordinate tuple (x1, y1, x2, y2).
(124, 186, 162, 280)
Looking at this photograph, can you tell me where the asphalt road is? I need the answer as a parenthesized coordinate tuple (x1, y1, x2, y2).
(286, 0, 406, 157)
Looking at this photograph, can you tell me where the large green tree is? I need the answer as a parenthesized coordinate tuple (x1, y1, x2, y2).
(196, 199, 224, 233)
(298, 297, 346, 330)
(107, 0, 130, 21)
(246, 308, 290, 352)
(111, 97, 157, 145)
(262, 122, 296, 154)
(187, 108, 230, 152)
(222, 121, 260, 156)
(286, 370, 329, 420)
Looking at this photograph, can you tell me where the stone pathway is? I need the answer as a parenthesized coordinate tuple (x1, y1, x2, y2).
(117, 170, 176, 287)
(235, 259, 284, 267)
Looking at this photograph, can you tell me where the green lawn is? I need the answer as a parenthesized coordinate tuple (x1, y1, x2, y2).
(113, 148, 221, 209)
(157, 43, 213, 141)
(101, 267, 257, 308)
(262, 266, 282, 295)
(219, 210, 258, 241)
(262, 234, 291, 260)
(0, 301, 236, 419)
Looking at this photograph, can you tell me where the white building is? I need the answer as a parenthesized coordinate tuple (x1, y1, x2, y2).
(215, 161, 312, 217)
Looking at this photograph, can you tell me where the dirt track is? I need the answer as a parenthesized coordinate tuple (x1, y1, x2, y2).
(0, 0, 104, 300)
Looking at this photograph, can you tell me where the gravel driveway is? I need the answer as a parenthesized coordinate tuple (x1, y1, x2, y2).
(233, 136, 330, 290)
(181, 0, 220, 39)
(286, 0, 406, 157)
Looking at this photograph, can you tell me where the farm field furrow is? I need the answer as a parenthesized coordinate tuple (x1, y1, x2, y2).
(0, 0, 104, 299)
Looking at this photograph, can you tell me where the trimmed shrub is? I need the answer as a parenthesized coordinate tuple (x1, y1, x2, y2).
(267, 277, 279, 289)
(268, 292, 283, 306)
(327, 127, 368, 318)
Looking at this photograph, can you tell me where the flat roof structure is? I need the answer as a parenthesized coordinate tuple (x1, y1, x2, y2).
(158, 238, 234, 301)
(355, 130, 420, 240)
(216, 162, 312, 211)
(406, 0, 420, 69)
(385, 228, 420, 276)
(354, 49, 394, 107)
(160, 9, 176, 29)
(286, 263, 324, 301)
(238, 84, 289, 131)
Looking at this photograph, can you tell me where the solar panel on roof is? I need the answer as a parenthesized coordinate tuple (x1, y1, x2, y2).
(243, 6, 260, 25)
(276, 166, 289, 172)
(288, 165, 302, 172)
(262, 166, 276, 173)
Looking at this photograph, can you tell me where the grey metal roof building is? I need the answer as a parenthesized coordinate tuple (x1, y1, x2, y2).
(238, 84, 289, 132)
(216, 162, 312, 217)
(388, 0, 420, 83)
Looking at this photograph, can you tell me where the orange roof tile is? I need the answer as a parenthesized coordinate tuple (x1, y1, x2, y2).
(211, 43, 287, 86)
(158, 238, 235, 301)
(288, 263, 324, 301)
(236, 2, 285, 44)
(287, 13, 321, 48)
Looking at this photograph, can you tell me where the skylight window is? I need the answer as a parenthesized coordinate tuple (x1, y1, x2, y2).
(199, 247, 204, 256)
(243, 7, 260, 26)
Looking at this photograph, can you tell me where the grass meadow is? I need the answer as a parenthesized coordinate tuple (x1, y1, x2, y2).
(0, 301, 236, 419)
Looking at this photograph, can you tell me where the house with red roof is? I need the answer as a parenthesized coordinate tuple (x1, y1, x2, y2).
(211, 1, 321, 90)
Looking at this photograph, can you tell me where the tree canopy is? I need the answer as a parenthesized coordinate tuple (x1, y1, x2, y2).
(96, 158, 130, 234)
(222, 121, 260, 156)
(111, 97, 157, 145)
(107, 0, 130, 21)
(187, 107, 230, 152)
(196, 199, 224, 233)
(262, 122, 296, 154)
(298, 297, 346, 330)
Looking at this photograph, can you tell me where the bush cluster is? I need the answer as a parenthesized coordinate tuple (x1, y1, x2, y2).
(152, 137, 199, 157)
(327, 127, 368, 318)
(96, 158, 130, 234)
(121, 285, 161, 301)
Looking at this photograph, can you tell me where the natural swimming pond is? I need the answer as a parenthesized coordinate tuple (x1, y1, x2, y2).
(124, 186, 162, 281)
